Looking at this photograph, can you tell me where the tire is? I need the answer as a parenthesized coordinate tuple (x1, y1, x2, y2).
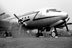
(36, 33, 40, 37)
(51, 32, 56, 37)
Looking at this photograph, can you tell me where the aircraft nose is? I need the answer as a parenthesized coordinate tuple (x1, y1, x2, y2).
(60, 12, 68, 20)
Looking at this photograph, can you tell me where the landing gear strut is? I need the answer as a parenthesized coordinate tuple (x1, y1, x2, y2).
(54, 27, 58, 36)
(51, 27, 58, 38)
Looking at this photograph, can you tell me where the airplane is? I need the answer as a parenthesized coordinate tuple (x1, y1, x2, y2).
(0, 12, 13, 37)
(2, 8, 72, 38)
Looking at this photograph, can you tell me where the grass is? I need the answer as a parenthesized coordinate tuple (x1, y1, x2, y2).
(9, 22, 72, 38)
(0, 21, 72, 38)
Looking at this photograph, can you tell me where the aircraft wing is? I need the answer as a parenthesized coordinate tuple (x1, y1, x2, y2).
(0, 13, 10, 20)
(56, 23, 72, 29)
(0, 12, 11, 20)
(0, 12, 5, 16)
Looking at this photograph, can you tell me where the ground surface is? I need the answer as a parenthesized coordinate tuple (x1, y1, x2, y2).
(0, 37, 72, 48)
(0, 22, 72, 48)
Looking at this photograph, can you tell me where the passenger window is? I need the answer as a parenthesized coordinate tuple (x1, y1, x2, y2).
(24, 16, 30, 20)
(22, 16, 30, 21)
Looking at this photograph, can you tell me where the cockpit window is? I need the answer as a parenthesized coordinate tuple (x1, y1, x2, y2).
(49, 9, 57, 11)
(46, 9, 61, 13)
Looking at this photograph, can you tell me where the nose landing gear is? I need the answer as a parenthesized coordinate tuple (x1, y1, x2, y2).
(50, 27, 58, 38)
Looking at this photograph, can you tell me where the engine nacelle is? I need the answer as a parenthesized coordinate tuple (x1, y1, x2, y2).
(50, 20, 64, 27)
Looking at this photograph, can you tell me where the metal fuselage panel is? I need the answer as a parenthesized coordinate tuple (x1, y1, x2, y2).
(24, 16, 62, 29)
(22, 10, 68, 29)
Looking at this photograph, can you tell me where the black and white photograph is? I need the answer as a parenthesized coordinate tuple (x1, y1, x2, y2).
(0, 0, 72, 48)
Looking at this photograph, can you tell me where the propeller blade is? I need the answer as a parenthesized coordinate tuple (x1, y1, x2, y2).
(14, 14, 20, 20)
(14, 14, 27, 27)
(66, 17, 70, 22)
(14, 14, 23, 25)
(58, 23, 72, 28)
(66, 23, 72, 25)
(63, 20, 69, 31)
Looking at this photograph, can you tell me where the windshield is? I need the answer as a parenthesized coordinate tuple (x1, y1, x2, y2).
(46, 9, 61, 13)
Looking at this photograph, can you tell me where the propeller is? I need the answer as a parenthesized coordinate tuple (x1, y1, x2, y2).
(13, 14, 23, 32)
(58, 17, 72, 31)
(63, 17, 71, 31)
(14, 14, 27, 26)
(14, 14, 19, 20)
(64, 20, 69, 31)
(66, 23, 72, 25)
(14, 14, 23, 24)
(57, 22, 72, 29)
(66, 17, 70, 22)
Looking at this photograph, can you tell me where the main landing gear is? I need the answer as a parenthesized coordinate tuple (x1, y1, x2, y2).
(36, 27, 58, 38)
(36, 29, 43, 37)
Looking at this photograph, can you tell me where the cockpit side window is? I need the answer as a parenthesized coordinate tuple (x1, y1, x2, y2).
(46, 9, 61, 13)
(49, 9, 56, 11)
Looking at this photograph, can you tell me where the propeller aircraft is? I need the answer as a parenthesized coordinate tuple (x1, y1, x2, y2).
(2, 8, 72, 38)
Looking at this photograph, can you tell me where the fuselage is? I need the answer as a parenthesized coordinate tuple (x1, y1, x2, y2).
(2, 8, 68, 30)
(21, 9, 68, 29)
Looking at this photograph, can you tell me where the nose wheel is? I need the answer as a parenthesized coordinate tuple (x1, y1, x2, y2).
(51, 32, 56, 37)
(51, 27, 58, 38)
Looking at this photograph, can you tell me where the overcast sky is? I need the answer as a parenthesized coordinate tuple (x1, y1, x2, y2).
(0, 0, 72, 22)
